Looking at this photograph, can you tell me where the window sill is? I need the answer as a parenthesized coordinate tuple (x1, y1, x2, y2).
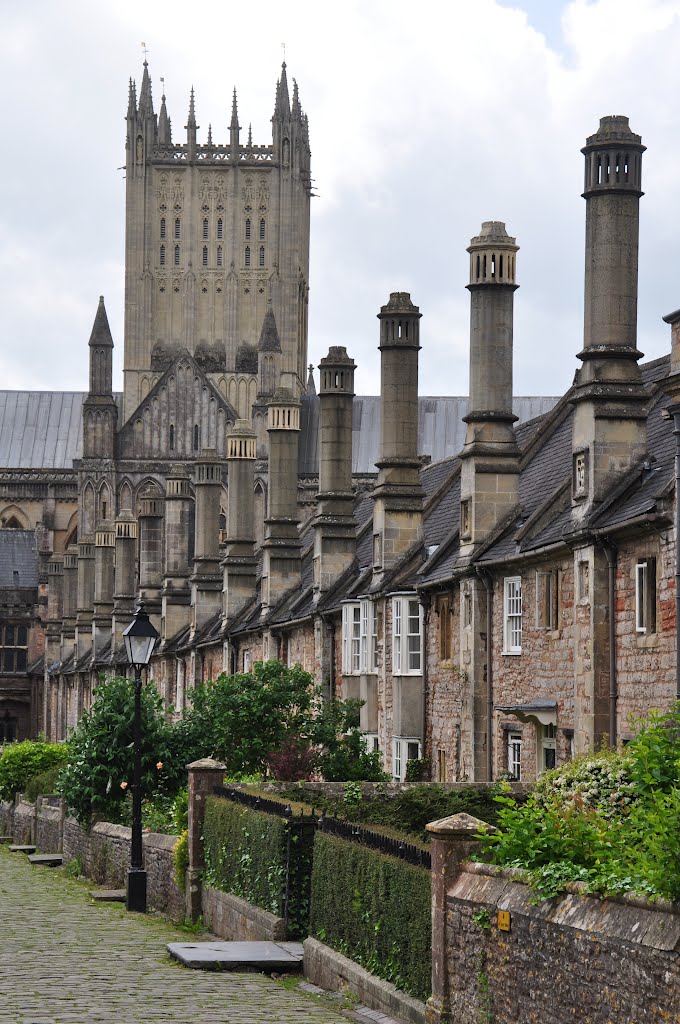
(502, 650, 522, 656)
(636, 633, 658, 649)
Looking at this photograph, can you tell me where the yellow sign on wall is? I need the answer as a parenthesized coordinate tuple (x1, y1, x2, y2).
(497, 910, 511, 932)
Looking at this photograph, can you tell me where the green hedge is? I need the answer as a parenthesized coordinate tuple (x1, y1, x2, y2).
(0, 741, 70, 802)
(202, 795, 314, 938)
(310, 832, 431, 1002)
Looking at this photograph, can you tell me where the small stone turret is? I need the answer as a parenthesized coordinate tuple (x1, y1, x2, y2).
(222, 420, 258, 621)
(82, 297, 117, 458)
(371, 293, 424, 579)
(313, 346, 356, 599)
(261, 386, 302, 614)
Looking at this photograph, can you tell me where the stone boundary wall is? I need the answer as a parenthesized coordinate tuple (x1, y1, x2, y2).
(444, 863, 680, 1024)
(202, 887, 286, 942)
(247, 781, 529, 800)
(0, 800, 14, 835)
(63, 818, 184, 920)
(35, 798, 63, 853)
(13, 800, 36, 844)
(304, 938, 426, 1024)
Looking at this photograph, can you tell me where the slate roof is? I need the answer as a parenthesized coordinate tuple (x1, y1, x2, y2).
(0, 530, 39, 588)
(0, 392, 121, 470)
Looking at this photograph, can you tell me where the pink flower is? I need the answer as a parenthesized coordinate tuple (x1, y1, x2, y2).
(120, 781, 128, 790)
(156, 761, 163, 770)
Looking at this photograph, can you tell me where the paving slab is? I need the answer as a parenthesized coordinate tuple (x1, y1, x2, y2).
(8, 844, 36, 853)
(168, 939, 305, 971)
(90, 888, 126, 902)
(28, 853, 63, 866)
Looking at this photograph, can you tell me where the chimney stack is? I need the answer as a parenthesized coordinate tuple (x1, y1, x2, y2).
(222, 420, 258, 621)
(112, 511, 138, 652)
(190, 450, 223, 631)
(138, 491, 164, 629)
(161, 467, 193, 641)
(261, 386, 302, 614)
(92, 522, 115, 656)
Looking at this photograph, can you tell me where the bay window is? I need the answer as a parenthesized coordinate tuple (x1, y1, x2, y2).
(392, 596, 423, 675)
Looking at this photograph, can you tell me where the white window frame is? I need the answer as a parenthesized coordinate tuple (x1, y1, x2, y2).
(539, 723, 557, 774)
(507, 732, 522, 780)
(635, 559, 657, 634)
(342, 603, 361, 675)
(393, 737, 422, 781)
(503, 577, 522, 654)
(392, 595, 423, 675)
(371, 601, 379, 671)
(363, 733, 379, 755)
(360, 600, 369, 673)
(243, 649, 251, 673)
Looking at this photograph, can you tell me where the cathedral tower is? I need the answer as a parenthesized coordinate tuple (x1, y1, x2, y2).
(123, 61, 311, 422)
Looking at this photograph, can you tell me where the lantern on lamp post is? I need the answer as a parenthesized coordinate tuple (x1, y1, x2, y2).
(122, 602, 159, 913)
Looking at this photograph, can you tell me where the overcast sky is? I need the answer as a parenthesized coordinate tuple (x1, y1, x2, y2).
(1, 0, 679, 400)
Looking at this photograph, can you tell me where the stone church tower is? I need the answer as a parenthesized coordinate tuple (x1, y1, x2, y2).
(123, 61, 311, 422)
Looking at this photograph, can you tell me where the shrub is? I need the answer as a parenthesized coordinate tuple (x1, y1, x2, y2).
(173, 829, 188, 891)
(310, 832, 431, 1001)
(478, 704, 680, 901)
(23, 763, 66, 802)
(0, 741, 70, 801)
(58, 675, 178, 825)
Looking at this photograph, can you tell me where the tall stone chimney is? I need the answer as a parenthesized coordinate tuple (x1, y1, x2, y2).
(92, 523, 115, 656)
(60, 546, 78, 662)
(572, 115, 647, 515)
(45, 555, 64, 670)
(162, 467, 193, 641)
(222, 420, 258, 621)
(313, 346, 356, 600)
(371, 293, 424, 581)
(261, 386, 302, 614)
(190, 449, 223, 631)
(75, 537, 95, 661)
(112, 511, 137, 652)
(459, 221, 520, 556)
(138, 492, 164, 628)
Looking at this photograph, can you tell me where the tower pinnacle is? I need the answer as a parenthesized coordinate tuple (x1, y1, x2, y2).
(230, 87, 240, 150)
(274, 61, 291, 119)
(127, 78, 137, 119)
(138, 60, 154, 118)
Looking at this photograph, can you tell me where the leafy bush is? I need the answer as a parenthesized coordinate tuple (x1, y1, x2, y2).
(23, 763, 65, 802)
(59, 676, 179, 825)
(0, 741, 70, 801)
(478, 705, 680, 901)
(310, 832, 431, 1001)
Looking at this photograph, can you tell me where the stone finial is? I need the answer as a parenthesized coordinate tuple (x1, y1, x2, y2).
(426, 811, 499, 838)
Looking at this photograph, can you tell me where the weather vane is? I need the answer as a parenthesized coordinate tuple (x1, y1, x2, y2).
(141, 41, 149, 61)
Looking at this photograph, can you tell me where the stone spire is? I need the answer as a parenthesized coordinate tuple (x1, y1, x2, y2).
(258, 300, 282, 352)
(138, 61, 154, 118)
(87, 296, 113, 396)
(230, 88, 240, 151)
(292, 79, 301, 120)
(88, 295, 113, 350)
(186, 87, 198, 157)
(247, 123, 252, 147)
(83, 296, 116, 458)
(127, 77, 137, 119)
(207, 123, 213, 146)
(258, 301, 282, 399)
(274, 62, 291, 120)
(306, 364, 316, 394)
(158, 91, 171, 144)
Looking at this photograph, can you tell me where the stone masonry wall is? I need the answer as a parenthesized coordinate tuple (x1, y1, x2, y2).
(444, 864, 680, 1024)
(0, 800, 14, 835)
(35, 799, 63, 852)
(428, 590, 466, 781)
(13, 800, 36, 844)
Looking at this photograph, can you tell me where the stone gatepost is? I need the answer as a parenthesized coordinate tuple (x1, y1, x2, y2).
(425, 812, 497, 1024)
(186, 758, 226, 923)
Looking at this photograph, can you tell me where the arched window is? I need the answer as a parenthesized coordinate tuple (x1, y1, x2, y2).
(245, 218, 251, 240)
(169, 424, 175, 451)
(245, 246, 251, 268)
(174, 245, 180, 266)
(259, 218, 266, 240)
(160, 217, 166, 239)
(193, 424, 200, 450)
(203, 218, 209, 240)
(174, 218, 181, 240)
(217, 218, 223, 240)
(159, 245, 166, 266)
(217, 245, 223, 268)
(259, 246, 265, 267)
(202, 245, 208, 267)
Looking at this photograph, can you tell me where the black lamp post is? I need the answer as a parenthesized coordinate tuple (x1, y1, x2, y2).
(122, 602, 159, 913)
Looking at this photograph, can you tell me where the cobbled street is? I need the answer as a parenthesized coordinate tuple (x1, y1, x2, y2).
(0, 848, 350, 1024)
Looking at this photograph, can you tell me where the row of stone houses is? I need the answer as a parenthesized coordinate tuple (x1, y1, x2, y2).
(32, 114, 680, 784)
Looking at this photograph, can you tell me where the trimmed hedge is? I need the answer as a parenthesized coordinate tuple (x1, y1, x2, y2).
(310, 831, 431, 1002)
(0, 741, 69, 801)
(202, 795, 314, 938)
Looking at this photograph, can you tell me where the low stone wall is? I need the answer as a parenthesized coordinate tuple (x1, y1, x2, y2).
(444, 863, 680, 1024)
(304, 938, 426, 1024)
(250, 781, 529, 800)
(35, 798, 64, 853)
(63, 817, 183, 919)
(13, 800, 36, 844)
(0, 800, 14, 835)
(202, 886, 286, 942)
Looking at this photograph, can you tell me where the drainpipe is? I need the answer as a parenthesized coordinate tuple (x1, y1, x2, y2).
(420, 593, 431, 760)
(671, 404, 680, 700)
(476, 569, 494, 782)
(599, 539, 618, 747)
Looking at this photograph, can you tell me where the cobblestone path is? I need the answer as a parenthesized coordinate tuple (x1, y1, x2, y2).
(0, 848, 349, 1024)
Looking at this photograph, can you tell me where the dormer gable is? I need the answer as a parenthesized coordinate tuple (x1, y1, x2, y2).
(117, 350, 238, 460)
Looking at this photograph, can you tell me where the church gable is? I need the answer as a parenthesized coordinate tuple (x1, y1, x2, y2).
(117, 352, 237, 460)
